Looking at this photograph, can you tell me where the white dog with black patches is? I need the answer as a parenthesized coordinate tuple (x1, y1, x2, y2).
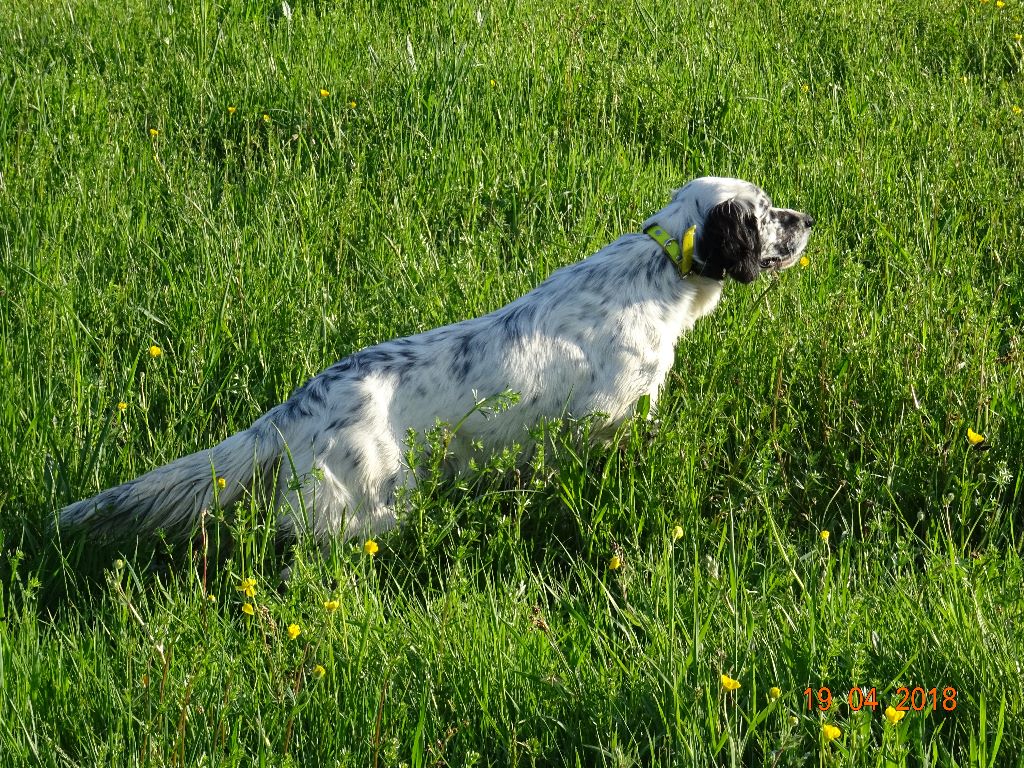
(60, 177, 813, 543)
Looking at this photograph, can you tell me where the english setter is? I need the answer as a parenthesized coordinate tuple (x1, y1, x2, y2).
(60, 177, 813, 543)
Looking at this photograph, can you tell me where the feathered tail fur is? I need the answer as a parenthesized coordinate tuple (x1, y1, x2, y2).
(59, 424, 282, 539)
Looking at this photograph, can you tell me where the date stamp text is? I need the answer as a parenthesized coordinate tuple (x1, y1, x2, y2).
(804, 686, 958, 713)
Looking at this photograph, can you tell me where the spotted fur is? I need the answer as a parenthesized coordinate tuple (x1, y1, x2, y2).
(59, 177, 813, 542)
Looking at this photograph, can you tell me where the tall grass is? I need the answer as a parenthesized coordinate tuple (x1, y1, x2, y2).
(1, 0, 1022, 764)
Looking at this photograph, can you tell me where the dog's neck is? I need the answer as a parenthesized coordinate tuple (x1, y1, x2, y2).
(644, 219, 726, 282)
(642, 194, 719, 275)
(644, 223, 697, 277)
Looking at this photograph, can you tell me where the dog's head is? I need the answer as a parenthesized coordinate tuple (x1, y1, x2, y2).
(671, 177, 814, 283)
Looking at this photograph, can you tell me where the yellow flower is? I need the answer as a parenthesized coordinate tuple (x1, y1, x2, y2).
(216, 477, 227, 489)
(228, 105, 237, 114)
(323, 599, 340, 611)
(320, 88, 330, 98)
(207, 593, 216, 602)
(799, 255, 810, 268)
(363, 539, 379, 556)
(490, 79, 496, 88)
(996, 1, 1005, 7)
(967, 428, 985, 445)
(720, 674, 741, 691)
(769, 686, 782, 700)
(149, 128, 159, 137)
(820, 530, 830, 542)
(788, 715, 799, 726)
(117, 401, 128, 412)
(241, 602, 255, 616)
(312, 664, 326, 679)
(671, 525, 684, 541)
(348, 100, 357, 109)
(236, 577, 257, 598)
(609, 554, 622, 571)
(885, 705, 906, 725)
(801, 83, 810, 93)
(822, 723, 841, 742)
(1013, 105, 1023, 115)
(287, 623, 301, 640)
(263, 113, 271, 123)
(1015, 33, 1022, 41)
(148, 345, 162, 358)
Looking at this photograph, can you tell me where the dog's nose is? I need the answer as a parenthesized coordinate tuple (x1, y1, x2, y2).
(803, 214, 815, 228)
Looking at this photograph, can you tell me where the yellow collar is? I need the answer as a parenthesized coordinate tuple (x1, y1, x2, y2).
(644, 223, 697, 277)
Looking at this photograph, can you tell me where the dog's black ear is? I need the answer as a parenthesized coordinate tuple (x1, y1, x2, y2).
(696, 199, 762, 283)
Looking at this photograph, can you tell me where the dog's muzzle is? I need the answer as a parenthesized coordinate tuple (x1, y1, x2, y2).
(761, 213, 814, 270)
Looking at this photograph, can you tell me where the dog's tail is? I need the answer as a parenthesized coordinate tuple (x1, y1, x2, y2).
(58, 424, 283, 540)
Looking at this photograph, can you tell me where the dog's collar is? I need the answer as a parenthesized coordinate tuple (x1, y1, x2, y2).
(644, 223, 698, 278)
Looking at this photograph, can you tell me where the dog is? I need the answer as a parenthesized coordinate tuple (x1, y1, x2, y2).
(59, 177, 813, 543)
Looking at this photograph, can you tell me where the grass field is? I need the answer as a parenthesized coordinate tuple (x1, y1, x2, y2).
(2, 0, 1024, 764)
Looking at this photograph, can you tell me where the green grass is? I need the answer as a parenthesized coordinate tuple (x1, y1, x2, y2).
(2, 0, 1024, 764)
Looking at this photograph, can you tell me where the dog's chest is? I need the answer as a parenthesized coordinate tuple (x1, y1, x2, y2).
(636, 280, 723, 387)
